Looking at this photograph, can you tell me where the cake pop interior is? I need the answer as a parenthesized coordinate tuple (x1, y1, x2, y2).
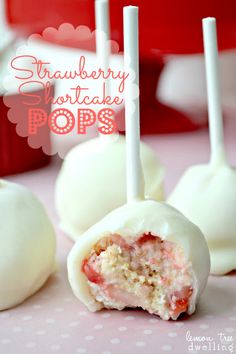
(82, 233, 195, 320)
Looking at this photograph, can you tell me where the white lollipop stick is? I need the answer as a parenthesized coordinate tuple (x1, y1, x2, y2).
(202, 17, 227, 167)
(95, 0, 110, 61)
(95, 0, 114, 136)
(95, 0, 110, 38)
(124, 6, 144, 202)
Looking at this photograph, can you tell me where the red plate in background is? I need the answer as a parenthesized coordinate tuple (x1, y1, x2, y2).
(5, 0, 236, 135)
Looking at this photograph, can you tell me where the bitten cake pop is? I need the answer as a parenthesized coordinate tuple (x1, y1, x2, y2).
(0, 180, 56, 310)
(67, 7, 210, 321)
(168, 18, 236, 275)
(55, 0, 164, 241)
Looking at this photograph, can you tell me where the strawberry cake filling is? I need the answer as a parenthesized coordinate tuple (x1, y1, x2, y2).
(82, 233, 195, 320)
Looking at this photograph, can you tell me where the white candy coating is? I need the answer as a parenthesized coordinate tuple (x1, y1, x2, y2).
(168, 163, 236, 275)
(67, 199, 210, 313)
(56, 136, 164, 240)
(0, 180, 56, 310)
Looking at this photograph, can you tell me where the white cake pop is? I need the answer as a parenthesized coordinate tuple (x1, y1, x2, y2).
(55, 1, 164, 241)
(68, 199, 210, 320)
(55, 135, 164, 240)
(0, 180, 56, 310)
(168, 18, 236, 275)
(67, 7, 210, 321)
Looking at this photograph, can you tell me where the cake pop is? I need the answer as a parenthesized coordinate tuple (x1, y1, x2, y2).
(168, 18, 236, 275)
(0, 180, 56, 310)
(67, 7, 210, 320)
(55, 0, 164, 241)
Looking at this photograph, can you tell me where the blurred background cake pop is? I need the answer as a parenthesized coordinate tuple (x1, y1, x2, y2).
(55, 0, 164, 241)
(168, 18, 236, 275)
(0, 180, 56, 310)
(56, 135, 164, 240)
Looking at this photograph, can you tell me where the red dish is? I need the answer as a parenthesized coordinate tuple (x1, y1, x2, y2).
(5, 0, 236, 134)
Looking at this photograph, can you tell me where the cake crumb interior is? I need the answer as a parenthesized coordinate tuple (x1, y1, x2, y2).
(82, 233, 194, 320)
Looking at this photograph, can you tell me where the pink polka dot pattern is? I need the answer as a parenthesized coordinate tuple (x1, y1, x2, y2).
(3, 124, 236, 354)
